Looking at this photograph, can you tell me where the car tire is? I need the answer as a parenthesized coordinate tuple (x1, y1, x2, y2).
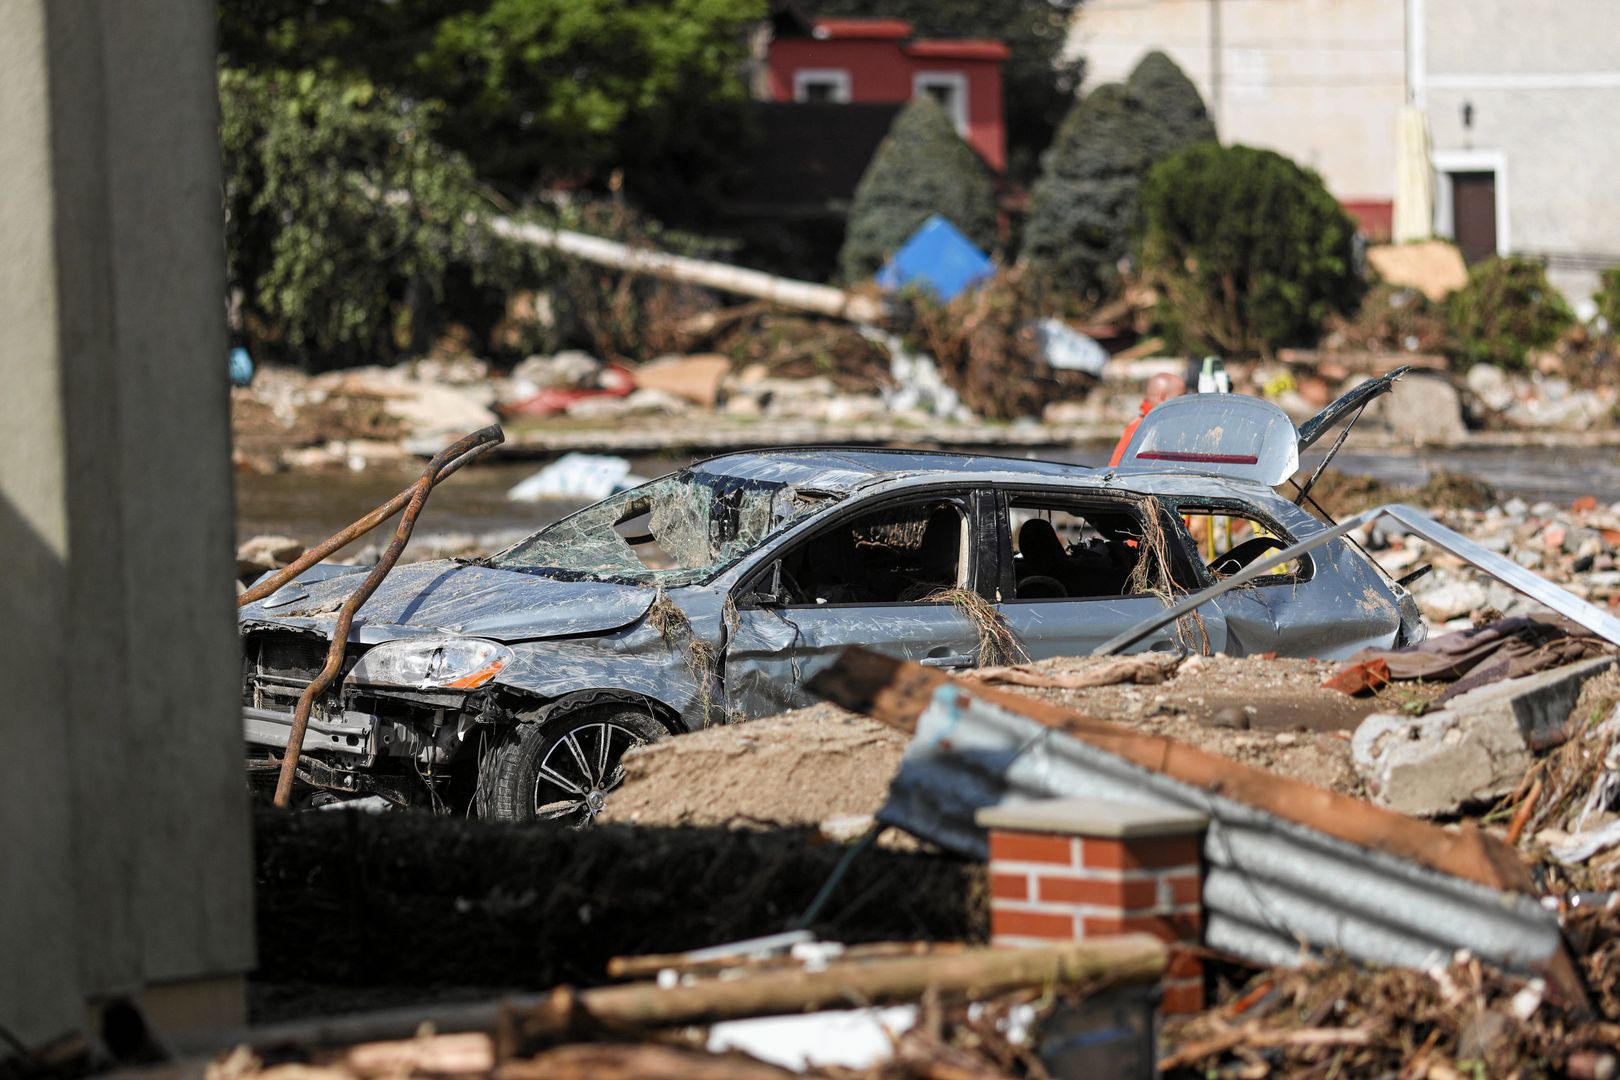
(476, 704, 666, 824)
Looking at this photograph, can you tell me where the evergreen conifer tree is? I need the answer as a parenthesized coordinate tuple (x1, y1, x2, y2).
(1022, 51, 1214, 299)
(839, 97, 998, 282)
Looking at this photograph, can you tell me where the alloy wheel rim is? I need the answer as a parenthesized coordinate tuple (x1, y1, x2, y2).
(533, 721, 640, 824)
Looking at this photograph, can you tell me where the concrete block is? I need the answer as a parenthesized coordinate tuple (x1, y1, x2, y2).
(1353, 656, 1615, 816)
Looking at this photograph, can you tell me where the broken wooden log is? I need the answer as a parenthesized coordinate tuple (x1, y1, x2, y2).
(607, 940, 966, 981)
(516, 938, 1165, 1043)
(491, 219, 886, 323)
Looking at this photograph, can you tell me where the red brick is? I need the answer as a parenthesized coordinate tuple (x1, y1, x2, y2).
(1159, 980, 1205, 1015)
(1163, 871, 1202, 906)
(1037, 874, 1157, 908)
(1081, 912, 1202, 943)
(991, 907, 1074, 941)
(990, 872, 1029, 901)
(989, 830, 1074, 865)
(1166, 946, 1204, 980)
(1080, 835, 1200, 872)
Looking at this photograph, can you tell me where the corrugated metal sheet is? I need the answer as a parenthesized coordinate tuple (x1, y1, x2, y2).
(877, 684, 1565, 975)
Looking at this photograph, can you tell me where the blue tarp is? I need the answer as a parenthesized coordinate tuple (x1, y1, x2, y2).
(874, 215, 994, 302)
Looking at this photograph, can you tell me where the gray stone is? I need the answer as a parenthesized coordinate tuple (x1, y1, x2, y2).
(1370, 373, 1467, 445)
(1353, 657, 1617, 816)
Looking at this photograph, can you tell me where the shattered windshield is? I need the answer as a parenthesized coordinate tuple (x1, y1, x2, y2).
(489, 470, 839, 586)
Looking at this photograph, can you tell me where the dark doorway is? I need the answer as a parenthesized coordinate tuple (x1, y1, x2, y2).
(1451, 170, 1498, 264)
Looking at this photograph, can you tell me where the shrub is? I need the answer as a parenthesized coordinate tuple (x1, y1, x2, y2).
(1139, 143, 1361, 356)
(1446, 256, 1575, 370)
(1022, 51, 1214, 301)
(221, 68, 524, 369)
(839, 98, 998, 283)
(1595, 267, 1620, 334)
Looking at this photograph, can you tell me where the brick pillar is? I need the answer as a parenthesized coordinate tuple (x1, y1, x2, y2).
(975, 797, 1208, 1015)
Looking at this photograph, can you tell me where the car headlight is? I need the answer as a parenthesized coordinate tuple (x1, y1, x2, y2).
(347, 637, 513, 690)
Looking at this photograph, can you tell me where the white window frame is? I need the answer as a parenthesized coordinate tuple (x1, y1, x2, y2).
(792, 68, 851, 104)
(1432, 148, 1509, 258)
(913, 71, 969, 136)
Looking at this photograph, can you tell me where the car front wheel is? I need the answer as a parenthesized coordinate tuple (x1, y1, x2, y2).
(476, 704, 665, 824)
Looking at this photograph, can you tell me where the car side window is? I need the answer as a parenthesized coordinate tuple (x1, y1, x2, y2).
(772, 499, 969, 606)
(1175, 506, 1308, 583)
(1004, 498, 1168, 601)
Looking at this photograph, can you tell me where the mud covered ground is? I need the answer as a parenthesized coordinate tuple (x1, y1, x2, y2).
(603, 655, 1442, 831)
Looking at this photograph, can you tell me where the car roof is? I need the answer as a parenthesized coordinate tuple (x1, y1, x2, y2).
(690, 446, 1099, 492)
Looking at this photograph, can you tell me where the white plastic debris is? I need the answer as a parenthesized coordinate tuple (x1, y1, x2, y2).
(507, 452, 645, 502)
(706, 1006, 918, 1071)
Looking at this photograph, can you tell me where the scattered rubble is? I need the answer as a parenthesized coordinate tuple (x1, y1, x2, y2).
(1353, 656, 1616, 817)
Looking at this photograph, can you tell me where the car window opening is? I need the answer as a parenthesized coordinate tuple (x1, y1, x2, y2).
(1178, 508, 1305, 581)
(779, 500, 966, 605)
(490, 471, 836, 586)
(1007, 501, 1155, 601)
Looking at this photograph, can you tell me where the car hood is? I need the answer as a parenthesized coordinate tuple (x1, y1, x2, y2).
(238, 559, 657, 644)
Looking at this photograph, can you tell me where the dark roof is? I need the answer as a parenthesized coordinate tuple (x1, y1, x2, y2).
(728, 102, 902, 217)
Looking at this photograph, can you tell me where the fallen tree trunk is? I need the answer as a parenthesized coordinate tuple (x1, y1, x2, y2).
(491, 219, 886, 323)
(519, 937, 1165, 1040)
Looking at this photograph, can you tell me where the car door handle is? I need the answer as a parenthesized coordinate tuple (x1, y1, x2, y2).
(921, 653, 976, 669)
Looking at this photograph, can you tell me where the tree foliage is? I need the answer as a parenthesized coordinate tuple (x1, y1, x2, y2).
(808, 0, 1083, 183)
(1022, 51, 1214, 301)
(219, 0, 764, 204)
(220, 67, 522, 368)
(839, 98, 998, 282)
(1446, 256, 1575, 370)
(1595, 266, 1620, 336)
(1126, 51, 1217, 158)
(1139, 143, 1360, 356)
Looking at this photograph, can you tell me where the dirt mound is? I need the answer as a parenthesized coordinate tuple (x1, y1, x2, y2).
(601, 705, 908, 830)
(604, 656, 1422, 827)
(969, 654, 1425, 795)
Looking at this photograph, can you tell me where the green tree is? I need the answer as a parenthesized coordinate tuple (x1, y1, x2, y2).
(1022, 51, 1214, 300)
(1446, 256, 1575, 370)
(220, 67, 522, 368)
(838, 98, 999, 282)
(1126, 51, 1216, 156)
(1594, 266, 1620, 334)
(218, 0, 764, 203)
(809, 0, 1083, 183)
(1139, 143, 1361, 356)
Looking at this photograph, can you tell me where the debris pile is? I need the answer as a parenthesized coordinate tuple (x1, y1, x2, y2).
(1162, 949, 1620, 1077)
(1365, 495, 1620, 625)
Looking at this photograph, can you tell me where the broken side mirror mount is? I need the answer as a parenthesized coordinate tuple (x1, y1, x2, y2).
(741, 560, 784, 607)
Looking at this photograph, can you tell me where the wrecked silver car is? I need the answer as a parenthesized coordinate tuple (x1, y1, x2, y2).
(240, 376, 1425, 820)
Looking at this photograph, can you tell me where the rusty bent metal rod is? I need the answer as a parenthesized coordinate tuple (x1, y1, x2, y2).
(254, 424, 505, 808)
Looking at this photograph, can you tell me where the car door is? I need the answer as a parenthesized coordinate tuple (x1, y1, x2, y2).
(723, 490, 991, 719)
(991, 488, 1228, 659)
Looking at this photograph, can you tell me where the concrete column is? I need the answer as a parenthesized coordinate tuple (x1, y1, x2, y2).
(0, 0, 254, 1051)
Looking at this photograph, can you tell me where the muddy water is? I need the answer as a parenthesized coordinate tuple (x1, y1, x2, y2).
(235, 444, 1620, 549)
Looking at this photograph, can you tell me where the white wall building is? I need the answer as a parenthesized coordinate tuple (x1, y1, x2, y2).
(1069, 0, 1620, 302)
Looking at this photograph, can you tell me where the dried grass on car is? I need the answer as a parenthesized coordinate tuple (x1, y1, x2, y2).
(924, 588, 1029, 667)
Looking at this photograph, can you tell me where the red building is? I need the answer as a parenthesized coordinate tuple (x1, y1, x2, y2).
(766, 17, 1010, 173)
